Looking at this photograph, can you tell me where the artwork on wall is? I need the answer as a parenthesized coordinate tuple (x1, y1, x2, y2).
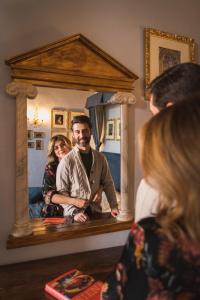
(35, 140, 44, 150)
(52, 109, 67, 129)
(144, 28, 197, 99)
(115, 119, 121, 140)
(28, 130, 34, 140)
(34, 131, 45, 138)
(28, 141, 35, 148)
(105, 120, 115, 140)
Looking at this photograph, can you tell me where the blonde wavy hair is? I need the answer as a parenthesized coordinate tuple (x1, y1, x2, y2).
(47, 135, 72, 163)
(139, 97, 200, 244)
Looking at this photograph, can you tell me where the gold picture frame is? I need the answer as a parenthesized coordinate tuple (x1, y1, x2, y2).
(115, 119, 121, 140)
(52, 109, 67, 129)
(105, 119, 115, 140)
(144, 28, 197, 99)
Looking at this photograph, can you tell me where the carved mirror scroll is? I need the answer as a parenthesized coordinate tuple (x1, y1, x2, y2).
(6, 33, 138, 248)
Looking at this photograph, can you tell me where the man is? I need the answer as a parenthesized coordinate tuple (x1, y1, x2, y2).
(56, 115, 119, 223)
(135, 62, 200, 222)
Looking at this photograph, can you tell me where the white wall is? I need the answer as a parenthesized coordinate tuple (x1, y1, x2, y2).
(0, 0, 199, 265)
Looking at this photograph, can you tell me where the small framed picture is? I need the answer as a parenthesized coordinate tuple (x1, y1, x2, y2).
(28, 130, 34, 140)
(105, 120, 115, 140)
(115, 119, 121, 140)
(28, 141, 35, 148)
(34, 131, 45, 138)
(52, 109, 67, 129)
(35, 140, 44, 150)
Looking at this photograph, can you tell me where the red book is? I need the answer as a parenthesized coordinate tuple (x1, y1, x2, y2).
(45, 269, 103, 300)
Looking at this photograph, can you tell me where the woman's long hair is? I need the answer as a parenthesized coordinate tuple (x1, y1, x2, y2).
(139, 97, 200, 244)
(47, 135, 72, 163)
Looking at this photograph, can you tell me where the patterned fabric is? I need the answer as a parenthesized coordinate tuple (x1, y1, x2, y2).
(42, 161, 58, 204)
(101, 217, 200, 300)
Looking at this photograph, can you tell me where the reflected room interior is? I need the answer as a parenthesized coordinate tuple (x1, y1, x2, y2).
(28, 87, 121, 221)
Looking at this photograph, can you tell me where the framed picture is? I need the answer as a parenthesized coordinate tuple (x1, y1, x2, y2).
(34, 131, 45, 138)
(28, 141, 35, 148)
(105, 120, 115, 140)
(144, 28, 197, 99)
(35, 140, 44, 150)
(115, 119, 121, 140)
(52, 109, 67, 129)
(27, 130, 34, 140)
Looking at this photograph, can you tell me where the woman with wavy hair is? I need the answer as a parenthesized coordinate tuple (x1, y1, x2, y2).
(42, 135, 87, 216)
(101, 97, 200, 299)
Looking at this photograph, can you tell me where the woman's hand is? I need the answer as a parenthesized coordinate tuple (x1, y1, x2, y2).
(73, 212, 88, 223)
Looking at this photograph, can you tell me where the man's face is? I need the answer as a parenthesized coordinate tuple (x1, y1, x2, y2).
(149, 94, 160, 115)
(72, 123, 92, 148)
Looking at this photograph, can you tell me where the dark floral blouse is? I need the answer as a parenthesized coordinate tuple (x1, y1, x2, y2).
(101, 217, 200, 300)
(42, 161, 59, 204)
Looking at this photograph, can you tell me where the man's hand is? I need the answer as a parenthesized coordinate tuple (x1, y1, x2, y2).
(73, 212, 88, 223)
(111, 208, 119, 218)
(92, 186, 103, 204)
(73, 198, 87, 208)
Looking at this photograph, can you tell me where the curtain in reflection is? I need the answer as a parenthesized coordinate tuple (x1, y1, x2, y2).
(89, 106, 104, 151)
(86, 92, 114, 151)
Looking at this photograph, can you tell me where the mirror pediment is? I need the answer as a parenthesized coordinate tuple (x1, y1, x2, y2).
(6, 34, 138, 91)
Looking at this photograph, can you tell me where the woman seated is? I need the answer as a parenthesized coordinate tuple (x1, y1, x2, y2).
(42, 134, 103, 220)
(42, 135, 87, 217)
(101, 97, 200, 299)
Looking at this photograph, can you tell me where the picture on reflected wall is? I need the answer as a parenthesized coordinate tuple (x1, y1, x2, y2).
(34, 131, 45, 139)
(28, 141, 35, 149)
(52, 109, 67, 129)
(115, 119, 121, 140)
(105, 120, 115, 140)
(28, 130, 34, 140)
(35, 140, 44, 150)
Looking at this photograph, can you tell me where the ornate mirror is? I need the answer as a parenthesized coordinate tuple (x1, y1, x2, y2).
(5, 34, 138, 248)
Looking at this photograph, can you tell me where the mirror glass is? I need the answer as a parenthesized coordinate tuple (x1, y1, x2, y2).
(27, 86, 121, 222)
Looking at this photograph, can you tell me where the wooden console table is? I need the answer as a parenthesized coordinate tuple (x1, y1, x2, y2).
(0, 246, 123, 300)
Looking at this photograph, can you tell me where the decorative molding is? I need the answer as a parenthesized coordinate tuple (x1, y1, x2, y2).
(108, 92, 136, 105)
(6, 82, 38, 99)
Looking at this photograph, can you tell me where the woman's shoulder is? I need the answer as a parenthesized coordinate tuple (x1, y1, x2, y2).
(129, 217, 160, 245)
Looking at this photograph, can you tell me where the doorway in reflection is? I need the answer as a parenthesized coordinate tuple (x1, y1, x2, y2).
(28, 86, 121, 220)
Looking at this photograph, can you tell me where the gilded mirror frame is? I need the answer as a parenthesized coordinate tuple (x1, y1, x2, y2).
(5, 34, 138, 248)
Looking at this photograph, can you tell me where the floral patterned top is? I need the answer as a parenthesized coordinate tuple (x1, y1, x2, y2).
(42, 161, 59, 204)
(101, 217, 200, 300)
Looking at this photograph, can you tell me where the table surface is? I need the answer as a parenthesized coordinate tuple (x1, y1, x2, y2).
(0, 246, 123, 300)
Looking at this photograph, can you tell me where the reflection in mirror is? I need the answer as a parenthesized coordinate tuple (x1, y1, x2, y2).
(27, 87, 121, 222)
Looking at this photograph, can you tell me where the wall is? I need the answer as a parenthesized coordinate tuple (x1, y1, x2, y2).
(0, 0, 199, 265)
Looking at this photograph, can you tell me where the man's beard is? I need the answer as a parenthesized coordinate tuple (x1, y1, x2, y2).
(75, 136, 91, 147)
